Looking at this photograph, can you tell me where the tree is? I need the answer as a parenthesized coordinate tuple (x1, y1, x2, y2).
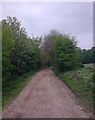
(2, 16, 44, 82)
(43, 30, 60, 66)
(2, 22, 14, 83)
(92, 47, 95, 63)
(78, 47, 94, 64)
(55, 34, 78, 72)
(43, 30, 78, 72)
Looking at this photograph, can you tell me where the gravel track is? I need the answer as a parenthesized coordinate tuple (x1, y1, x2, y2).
(3, 68, 90, 118)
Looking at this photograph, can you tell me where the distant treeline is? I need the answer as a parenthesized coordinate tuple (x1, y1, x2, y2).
(1, 17, 95, 84)
(78, 47, 95, 64)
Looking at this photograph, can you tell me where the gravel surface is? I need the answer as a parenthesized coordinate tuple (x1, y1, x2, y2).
(3, 68, 90, 118)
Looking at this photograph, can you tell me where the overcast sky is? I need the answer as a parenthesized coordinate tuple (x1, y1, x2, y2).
(2, 2, 93, 49)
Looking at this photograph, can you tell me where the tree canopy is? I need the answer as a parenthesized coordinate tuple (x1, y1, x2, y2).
(1, 16, 94, 83)
(43, 30, 78, 72)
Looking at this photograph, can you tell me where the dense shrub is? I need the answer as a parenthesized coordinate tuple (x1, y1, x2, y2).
(2, 23, 15, 82)
(43, 30, 78, 72)
(78, 47, 95, 64)
(1, 17, 44, 83)
(55, 35, 78, 72)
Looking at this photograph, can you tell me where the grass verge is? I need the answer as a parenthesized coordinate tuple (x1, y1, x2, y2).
(2, 70, 37, 110)
(57, 64, 93, 108)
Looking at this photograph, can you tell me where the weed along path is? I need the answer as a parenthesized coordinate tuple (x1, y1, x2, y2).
(3, 68, 90, 118)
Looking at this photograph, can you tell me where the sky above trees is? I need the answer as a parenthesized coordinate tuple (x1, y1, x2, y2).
(2, 2, 93, 49)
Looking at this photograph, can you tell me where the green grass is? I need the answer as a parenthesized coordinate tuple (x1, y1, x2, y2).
(58, 64, 93, 106)
(2, 70, 37, 110)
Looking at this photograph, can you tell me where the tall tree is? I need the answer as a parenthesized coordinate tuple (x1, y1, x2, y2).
(55, 34, 78, 72)
(2, 22, 14, 82)
(43, 30, 78, 72)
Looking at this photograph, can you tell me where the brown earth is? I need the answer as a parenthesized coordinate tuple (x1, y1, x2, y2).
(3, 68, 92, 118)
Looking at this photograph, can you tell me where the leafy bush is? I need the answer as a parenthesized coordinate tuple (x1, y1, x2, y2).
(43, 30, 78, 72)
(2, 23, 14, 83)
(77, 63, 84, 68)
(55, 35, 78, 72)
(1, 16, 44, 83)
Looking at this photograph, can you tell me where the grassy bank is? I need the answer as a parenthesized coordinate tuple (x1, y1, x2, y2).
(57, 64, 93, 107)
(2, 70, 37, 110)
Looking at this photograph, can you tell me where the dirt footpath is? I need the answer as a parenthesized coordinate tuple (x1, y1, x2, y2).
(3, 68, 91, 118)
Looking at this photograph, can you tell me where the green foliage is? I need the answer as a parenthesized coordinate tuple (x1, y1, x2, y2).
(0, 22, 2, 79)
(11, 36, 43, 75)
(78, 47, 95, 64)
(2, 16, 44, 108)
(58, 64, 93, 106)
(2, 23, 14, 83)
(77, 63, 84, 68)
(43, 30, 59, 67)
(43, 30, 78, 72)
(55, 35, 78, 72)
(1, 16, 44, 83)
(93, 67, 95, 111)
(92, 47, 95, 63)
(3, 70, 37, 109)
